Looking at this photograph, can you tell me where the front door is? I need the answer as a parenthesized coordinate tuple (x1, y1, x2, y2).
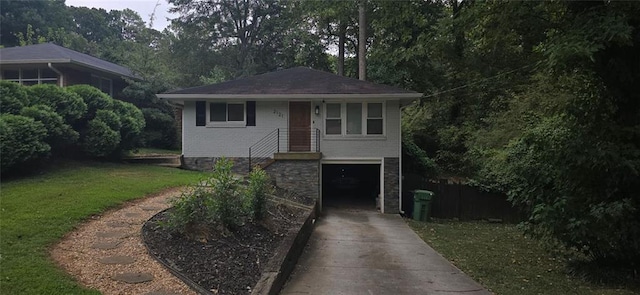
(289, 102, 311, 152)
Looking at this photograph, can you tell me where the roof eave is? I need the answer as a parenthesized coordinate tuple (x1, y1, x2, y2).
(0, 59, 71, 65)
(0, 59, 139, 80)
(157, 93, 421, 102)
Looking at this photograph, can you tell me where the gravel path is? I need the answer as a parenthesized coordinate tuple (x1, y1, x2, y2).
(50, 187, 196, 295)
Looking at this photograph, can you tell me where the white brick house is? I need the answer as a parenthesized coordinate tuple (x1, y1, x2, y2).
(158, 67, 421, 214)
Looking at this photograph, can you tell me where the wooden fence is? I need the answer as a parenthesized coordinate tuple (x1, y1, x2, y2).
(403, 174, 524, 223)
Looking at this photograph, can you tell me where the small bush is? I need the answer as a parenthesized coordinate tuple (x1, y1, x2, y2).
(66, 84, 113, 118)
(210, 158, 244, 228)
(0, 114, 50, 173)
(20, 104, 78, 149)
(95, 109, 122, 131)
(141, 108, 178, 149)
(111, 100, 145, 152)
(0, 81, 27, 114)
(81, 119, 121, 157)
(246, 167, 273, 221)
(165, 158, 248, 235)
(26, 84, 87, 123)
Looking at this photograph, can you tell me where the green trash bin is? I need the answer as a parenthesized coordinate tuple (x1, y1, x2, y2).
(413, 190, 434, 222)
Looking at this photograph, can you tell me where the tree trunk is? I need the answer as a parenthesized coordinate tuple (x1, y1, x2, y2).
(338, 22, 346, 76)
(358, 0, 366, 81)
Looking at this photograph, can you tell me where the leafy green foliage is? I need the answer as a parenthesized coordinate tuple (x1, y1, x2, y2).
(66, 84, 113, 117)
(0, 114, 50, 172)
(0, 81, 28, 114)
(141, 108, 178, 149)
(111, 99, 145, 153)
(20, 104, 78, 149)
(25, 84, 87, 123)
(246, 167, 273, 221)
(81, 119, 121, 157)
(165, 159, 274, 235)
(94, 109, 122, 131)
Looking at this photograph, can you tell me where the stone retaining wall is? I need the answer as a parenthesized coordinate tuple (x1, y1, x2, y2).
(265, 160, 320, 201)
(383, 157, 400, 214)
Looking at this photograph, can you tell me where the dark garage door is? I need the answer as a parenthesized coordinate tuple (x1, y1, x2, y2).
(322, 164, 380, 210)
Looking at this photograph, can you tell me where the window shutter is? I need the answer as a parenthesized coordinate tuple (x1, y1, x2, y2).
(195, 101, 206, 126)
(246, 101, 256, 126)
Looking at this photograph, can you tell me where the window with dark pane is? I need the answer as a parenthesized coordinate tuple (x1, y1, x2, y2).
(367, 103, 384, 134)
(210, 103, 227, 122)
(227, 104, 244, 121)
(326, 103, 342, 135)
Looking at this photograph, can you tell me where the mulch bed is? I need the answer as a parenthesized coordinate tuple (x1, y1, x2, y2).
(142, 202, 308, 294)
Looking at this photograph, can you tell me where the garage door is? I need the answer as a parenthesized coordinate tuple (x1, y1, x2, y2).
(322, 164, 381, 211)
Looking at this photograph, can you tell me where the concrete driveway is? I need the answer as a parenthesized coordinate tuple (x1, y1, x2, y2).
(280, 208, 491, 295)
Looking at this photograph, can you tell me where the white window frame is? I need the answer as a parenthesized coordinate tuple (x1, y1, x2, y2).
(206, 101, 246, 127)
(91, 75, 113, 97)
(324, 101, 386, 137)
(1, 68, 58, 85)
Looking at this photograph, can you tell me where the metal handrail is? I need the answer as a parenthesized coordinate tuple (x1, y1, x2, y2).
(248, 128, 321, 171)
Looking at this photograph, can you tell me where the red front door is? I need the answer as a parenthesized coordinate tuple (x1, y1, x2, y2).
(289, 102, 311, 152)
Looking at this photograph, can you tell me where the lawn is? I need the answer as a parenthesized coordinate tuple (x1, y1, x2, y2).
(408, 220, 639, 295)
(130, 148, 182, 156)
(0, 161, 205, 294)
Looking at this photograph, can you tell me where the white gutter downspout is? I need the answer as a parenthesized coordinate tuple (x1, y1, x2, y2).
(47, 63, 63, 87)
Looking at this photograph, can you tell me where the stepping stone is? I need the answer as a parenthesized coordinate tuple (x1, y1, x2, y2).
(106, 221, 131, 228)
(112, 272, 154, 284)
(91, 241, 121, 250)
(98, 255, 135, 265)
(125, 212, 141, 217)
(146, 290, 179, 295)
(95, 231, 128, 239)
(140, 206, 162, 211)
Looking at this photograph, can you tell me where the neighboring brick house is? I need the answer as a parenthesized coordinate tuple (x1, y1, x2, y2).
(0, 43, 137, 97)
(158, 67, 422, 214)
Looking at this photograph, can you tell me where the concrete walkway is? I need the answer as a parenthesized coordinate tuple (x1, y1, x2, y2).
(280, 209, 491, 295)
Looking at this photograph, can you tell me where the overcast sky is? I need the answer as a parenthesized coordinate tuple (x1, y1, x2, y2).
(65, 0, 177, 31)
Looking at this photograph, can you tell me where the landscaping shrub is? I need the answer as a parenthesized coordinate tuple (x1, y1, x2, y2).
(0, 114, 50, 173)
(0, 80, 27, 114)
(20, 104, 78, 149)
(25, 84, 87, 123)
(66, 84, 113, 118)
(81, 119, 121, 158)
(209, 158, 244, 228)
(246, 167, 273, 221)
(111, 100, 145, 152)
(141, 107, 178, 149)
(164, 158, 255, 235)
(94, 109, 122, 131)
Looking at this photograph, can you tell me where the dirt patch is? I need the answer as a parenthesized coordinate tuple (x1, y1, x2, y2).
(142, 202, 308, 294)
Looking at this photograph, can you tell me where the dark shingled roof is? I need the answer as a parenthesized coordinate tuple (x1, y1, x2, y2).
(166, 67, 417, 95)
(0, 43, 136, 78)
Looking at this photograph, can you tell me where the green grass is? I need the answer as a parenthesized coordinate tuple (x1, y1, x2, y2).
(0, 162, 204, 294)
(408, 220, 639, 295)
(130, 148, 182, 156)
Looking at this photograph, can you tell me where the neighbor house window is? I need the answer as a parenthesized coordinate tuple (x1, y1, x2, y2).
(91, 75, 112, 96)
(325, 102, 385, 136)
(208, 102, 245, 125)
(1, 68, 57, 86)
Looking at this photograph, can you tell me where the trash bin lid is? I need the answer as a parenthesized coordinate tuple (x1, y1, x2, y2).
(414, 190, 433, 201)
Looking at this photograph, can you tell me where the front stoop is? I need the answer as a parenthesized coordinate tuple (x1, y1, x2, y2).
(273, 152, 322, 161)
